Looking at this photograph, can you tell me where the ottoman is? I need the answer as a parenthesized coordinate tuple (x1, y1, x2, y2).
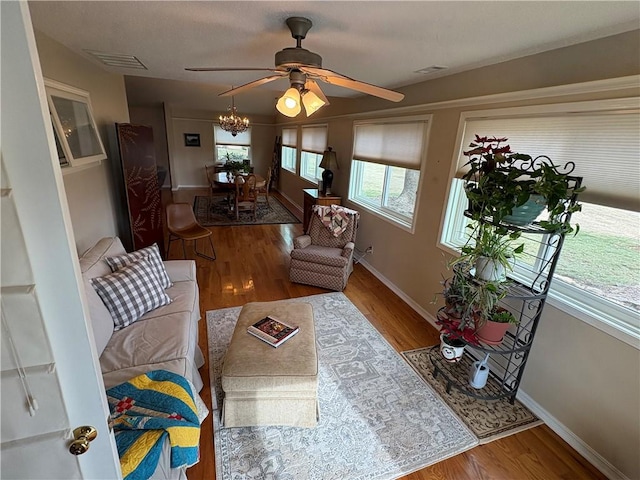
(221, 300, 319, 427)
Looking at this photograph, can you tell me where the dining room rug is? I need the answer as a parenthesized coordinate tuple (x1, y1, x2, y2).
(206, 292, 478, 480)
(193, 195, 299, 226)
(402, 346, 543, 444)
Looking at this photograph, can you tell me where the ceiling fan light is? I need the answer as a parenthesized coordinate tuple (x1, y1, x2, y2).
(302, 90, 325, 116)
(276, 87, 301, 117)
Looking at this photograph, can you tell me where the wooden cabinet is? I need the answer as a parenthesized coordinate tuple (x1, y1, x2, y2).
(303, 188, 341, 232)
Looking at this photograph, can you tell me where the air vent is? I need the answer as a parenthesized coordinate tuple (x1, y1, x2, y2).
(84, 50, 147, 70)
(415, 65, 448, 75)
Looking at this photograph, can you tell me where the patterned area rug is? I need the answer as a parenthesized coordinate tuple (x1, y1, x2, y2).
(402, 347, 542, 444)
(207, 293, 478, 480)
(193, 195, 299, 226)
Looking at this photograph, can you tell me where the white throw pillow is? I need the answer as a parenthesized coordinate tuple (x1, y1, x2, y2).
(91, 257, 171, 330)
(105, 243, 172, 289)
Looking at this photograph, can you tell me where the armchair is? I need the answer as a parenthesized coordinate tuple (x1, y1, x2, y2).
(289, 205, 360, 291)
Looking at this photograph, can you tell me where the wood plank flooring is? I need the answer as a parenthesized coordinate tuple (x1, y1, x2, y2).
(165, 188, 605, 480)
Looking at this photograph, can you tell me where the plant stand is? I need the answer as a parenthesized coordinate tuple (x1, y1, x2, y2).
(432, 174, 582, 404)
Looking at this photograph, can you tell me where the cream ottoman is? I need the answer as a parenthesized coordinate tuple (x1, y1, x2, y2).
(221, 300, 319, 428)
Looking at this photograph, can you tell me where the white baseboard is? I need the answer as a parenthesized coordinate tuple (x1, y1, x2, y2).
(172, 184, 209, 191)
(357, 258, 625, 480)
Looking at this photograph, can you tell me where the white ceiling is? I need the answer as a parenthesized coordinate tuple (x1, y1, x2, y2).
(29, 1, 640, 115)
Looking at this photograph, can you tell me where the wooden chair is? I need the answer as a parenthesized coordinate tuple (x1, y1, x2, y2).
(257, 168, 272, 206)
(205, 165, 222, 196)
(234, 174, 257, 221)
(165, 203, 216, 260)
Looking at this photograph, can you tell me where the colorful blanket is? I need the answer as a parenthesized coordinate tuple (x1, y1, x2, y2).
(106, 370, 200, 480)
(314, 204, 357, 237)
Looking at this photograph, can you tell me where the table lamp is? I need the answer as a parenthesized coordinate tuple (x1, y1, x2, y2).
(319, 147, 338, 195)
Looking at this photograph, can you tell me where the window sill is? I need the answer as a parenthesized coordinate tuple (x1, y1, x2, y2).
(350, 197, 414, 233)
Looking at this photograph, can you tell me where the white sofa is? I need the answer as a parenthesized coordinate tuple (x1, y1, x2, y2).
(79, 237, 205, 479)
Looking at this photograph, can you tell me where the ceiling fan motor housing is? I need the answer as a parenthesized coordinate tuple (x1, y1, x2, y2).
(275, 47, 322, 69)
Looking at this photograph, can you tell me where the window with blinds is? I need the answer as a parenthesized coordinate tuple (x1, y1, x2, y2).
(441, 98, 640, 345)
(214, 125, 251, 162)
(349, 117, 430, 231)
(300, 125, 328, 181)
(281, 127, 297, 173)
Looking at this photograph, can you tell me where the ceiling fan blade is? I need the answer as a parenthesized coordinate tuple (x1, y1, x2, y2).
(301, 66, 404, 103)
(185, 67, 281, 72)
(219, 74, 287, 97)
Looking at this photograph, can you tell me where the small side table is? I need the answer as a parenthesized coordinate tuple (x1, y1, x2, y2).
(303, 188, 341, 232)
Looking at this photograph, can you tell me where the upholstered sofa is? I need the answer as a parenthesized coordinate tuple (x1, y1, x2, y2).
(79, 237, 205, 479)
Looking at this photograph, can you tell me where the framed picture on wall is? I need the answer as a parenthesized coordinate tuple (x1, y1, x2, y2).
(184, 133, 200, 147)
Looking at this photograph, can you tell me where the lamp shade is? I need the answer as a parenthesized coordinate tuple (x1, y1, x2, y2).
(276, 88, 301, 117)
(319, 147, 338, 171)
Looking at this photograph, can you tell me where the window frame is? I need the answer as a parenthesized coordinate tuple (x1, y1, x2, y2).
(281, 127, 298, 174)
(348, 115, 432, 232)
(213, 126, 251, 163)
(438, 98, 640, 348)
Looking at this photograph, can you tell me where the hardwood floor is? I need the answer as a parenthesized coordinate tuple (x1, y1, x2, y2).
(165, 188, 605, 480)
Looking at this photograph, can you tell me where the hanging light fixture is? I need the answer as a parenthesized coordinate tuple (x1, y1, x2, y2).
(276, 71, 329, 118)
(219, 91, 249, 136)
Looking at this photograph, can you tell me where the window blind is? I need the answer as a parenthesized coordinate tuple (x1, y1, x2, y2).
(282, 127, 297, 148)
(301, 125, 327, 154)
(455, 110, 640, 211)
(353, 121, 426, 169)
(214, 126, 251, 146)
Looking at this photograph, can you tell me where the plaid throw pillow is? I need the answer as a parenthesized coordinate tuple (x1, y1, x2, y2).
(91, 257, 172, 330)
(105, 243, 172, 289)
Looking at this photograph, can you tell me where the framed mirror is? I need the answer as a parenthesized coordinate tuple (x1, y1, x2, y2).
(45, 79, 106, 169)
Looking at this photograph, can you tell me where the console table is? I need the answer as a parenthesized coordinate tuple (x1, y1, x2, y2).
(302, 189, 341, 232)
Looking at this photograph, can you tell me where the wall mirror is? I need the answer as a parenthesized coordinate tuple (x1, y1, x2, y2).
(44, 79, 106, 170)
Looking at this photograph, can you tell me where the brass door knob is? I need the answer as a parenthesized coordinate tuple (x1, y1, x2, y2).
(68, 426, 97, 455)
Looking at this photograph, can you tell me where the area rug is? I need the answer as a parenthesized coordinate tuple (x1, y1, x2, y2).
(206, 292, 478, 480)
(402, 346, 543, 444)
(194, 195, 299, 226)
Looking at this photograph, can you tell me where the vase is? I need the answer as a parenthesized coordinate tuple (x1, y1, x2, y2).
(439, 334, 465, 363)
(502, 194, 546, 226)
(475, 256, 506, 281)
(476, 319, 512, 345)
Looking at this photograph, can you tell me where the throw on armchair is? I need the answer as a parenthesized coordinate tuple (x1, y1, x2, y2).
(290, 205, 360, 291)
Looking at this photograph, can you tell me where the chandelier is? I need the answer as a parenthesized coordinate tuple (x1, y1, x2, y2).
(219, 94, 249, 136)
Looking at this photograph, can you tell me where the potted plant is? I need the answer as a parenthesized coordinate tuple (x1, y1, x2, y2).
(456, 222, 524, 281)
(462, 135, 584, 233)
(476, 306, 519, 345)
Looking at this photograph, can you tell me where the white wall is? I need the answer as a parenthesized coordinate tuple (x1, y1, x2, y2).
(33, 30, 129, 254)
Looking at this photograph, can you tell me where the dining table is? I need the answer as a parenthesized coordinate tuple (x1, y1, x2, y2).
(212, 172, 266, 211)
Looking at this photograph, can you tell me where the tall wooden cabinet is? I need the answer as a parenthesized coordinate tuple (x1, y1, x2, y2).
(114, 123, 164, 255)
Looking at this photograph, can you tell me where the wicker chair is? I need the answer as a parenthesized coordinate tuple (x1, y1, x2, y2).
(289, 205, 359, 291)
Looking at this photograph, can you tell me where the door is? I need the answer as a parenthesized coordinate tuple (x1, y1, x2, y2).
(1, 3, 121, 478)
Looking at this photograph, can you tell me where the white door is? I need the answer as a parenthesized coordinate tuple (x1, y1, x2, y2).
(1, 2, 121, 478)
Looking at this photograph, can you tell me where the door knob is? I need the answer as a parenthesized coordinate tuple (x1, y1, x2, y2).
(68, 426, 97, 455)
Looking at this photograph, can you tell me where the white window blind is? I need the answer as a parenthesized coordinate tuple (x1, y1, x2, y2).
(214, 126, 251, 146)
(456, 110, 640, 211)
(301, 125, 327, 154)
(282, 127, 297, 147)
(353, 121, 426, 169)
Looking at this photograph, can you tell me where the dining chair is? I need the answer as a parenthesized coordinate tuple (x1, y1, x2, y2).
(257, 168, 272, 206)
(234, 174, 257, 221)
(165, 203, 216, 260)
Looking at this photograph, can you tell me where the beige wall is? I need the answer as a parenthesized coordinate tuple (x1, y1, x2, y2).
(164, 107, 276, 189)
(278, 30, 640, 479)
(34, 31, 129, 254)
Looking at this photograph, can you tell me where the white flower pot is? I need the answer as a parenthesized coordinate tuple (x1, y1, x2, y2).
(475, 256, 506, 281)
(439, 334, 465, 363)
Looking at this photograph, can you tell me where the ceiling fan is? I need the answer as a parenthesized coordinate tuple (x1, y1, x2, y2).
(185, 17, 405, 117)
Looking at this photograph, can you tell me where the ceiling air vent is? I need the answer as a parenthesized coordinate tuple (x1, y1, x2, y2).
(414, 65, 448, 75)
(84, 50, 147, 70)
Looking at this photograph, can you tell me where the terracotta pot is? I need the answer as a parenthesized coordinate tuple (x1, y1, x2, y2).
(476, 319, 511, 345)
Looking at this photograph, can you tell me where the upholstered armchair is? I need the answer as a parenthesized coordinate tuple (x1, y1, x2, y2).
(289, 205, 360, 291)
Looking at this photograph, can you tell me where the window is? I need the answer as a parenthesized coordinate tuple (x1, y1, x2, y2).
(440, 98, 640, 345)
(281, 127, 297, 173)
(45, 79, 106, 169)
(214, 126, 251, 162)
(300, 125, 327, 182)
(349, 117, 430, 230)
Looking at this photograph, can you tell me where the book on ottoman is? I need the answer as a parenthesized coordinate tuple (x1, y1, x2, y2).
(248, 316, 299, 347)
